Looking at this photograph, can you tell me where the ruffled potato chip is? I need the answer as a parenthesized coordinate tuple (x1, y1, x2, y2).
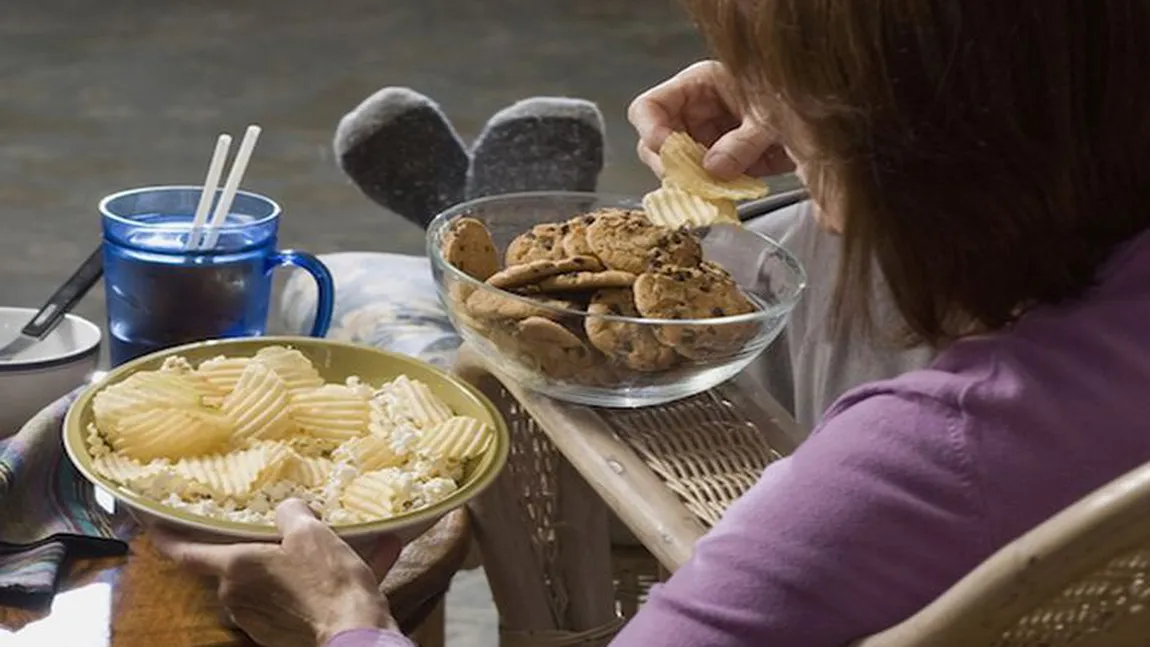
(418, 415, 492, 461)
(338, 434, 404, 471)
(158, 356, 227, 400)
(287, 455, 334, 488)
(341, 470, 408, 518)
(109, 407, 232, 461)
(92, 371, 214, 431)
(223, 362, 296, 444)
(253, 346, 325, 395)
(290, 384, 371, 443)
(642, 183, 739, 229)
(175, 441, 295, 499)
(660, 131, 770, 201)
(92, 453, 147, 483)
(196, 356, 252, 394)
(374, 376, 454, 430)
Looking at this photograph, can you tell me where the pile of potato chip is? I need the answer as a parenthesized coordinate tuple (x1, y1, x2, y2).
(642, 132, 770, 229)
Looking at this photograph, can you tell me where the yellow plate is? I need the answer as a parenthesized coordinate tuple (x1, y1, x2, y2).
(63, 336, 509, 542)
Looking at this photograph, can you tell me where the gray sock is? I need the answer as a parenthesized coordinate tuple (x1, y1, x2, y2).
(466, 97, 605, 199)
(334, 87, 469, 228)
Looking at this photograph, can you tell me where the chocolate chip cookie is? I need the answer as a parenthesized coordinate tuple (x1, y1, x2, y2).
(646, 229, 704, 271)
(505, 223, 568, 265)
(535, 270, 637, 292)
(632, 262, 758, 360)
(560, 213, 598, 258)
(585, 289, 678, 372)
(465, 290, 580, 323)
(586, 210, 702, 274)
(516, 316, 599, 379)
(487, 255, 604, 290)
(441, 217, 500, 281)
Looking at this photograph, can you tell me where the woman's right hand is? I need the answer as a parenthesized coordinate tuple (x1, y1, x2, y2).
(151, 499, 402, 647)
(628, 61, 793, 180)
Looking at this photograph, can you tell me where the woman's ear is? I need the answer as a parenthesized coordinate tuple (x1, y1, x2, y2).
(466, 97, 605, 199)
(334, 87, 470, 229)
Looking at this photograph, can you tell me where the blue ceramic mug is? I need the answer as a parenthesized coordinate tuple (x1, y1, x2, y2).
(99, 185, 334, 366)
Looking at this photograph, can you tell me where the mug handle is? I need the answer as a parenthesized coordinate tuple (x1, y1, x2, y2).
(269, 250, 335, 337)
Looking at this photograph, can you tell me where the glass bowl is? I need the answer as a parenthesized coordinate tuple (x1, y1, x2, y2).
(427, 192, 806, 408)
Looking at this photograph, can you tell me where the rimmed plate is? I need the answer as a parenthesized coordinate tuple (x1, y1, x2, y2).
(63, 336, 508, 542)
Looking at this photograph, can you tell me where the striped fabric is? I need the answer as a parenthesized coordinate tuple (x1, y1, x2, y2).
(0, 390, 127, 603)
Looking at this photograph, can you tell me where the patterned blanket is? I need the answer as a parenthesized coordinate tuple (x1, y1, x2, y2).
(278, 252, 461, 368)
(0, 391, 126, 603)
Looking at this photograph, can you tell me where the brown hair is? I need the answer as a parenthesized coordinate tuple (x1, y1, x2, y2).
(687, 0, 1150, 346)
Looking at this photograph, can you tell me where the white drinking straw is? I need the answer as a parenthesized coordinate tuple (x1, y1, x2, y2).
(184, 133, 233, 250)
(200, 124, 262, 250)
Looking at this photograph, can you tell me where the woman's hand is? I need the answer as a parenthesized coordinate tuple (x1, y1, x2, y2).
(151, 499, 403, 647)
(628, 60, 794, 180)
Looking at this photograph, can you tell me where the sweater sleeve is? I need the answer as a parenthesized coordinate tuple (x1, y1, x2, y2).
(325, 628, 415, 647)
(611, 389, 988, 647)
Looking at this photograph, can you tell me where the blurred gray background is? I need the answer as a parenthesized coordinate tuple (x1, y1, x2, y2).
(0, 0, 708, 329)
(1, 0, 712, 643)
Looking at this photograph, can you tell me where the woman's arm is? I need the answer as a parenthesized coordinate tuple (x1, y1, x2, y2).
(611, 385, 988, 646)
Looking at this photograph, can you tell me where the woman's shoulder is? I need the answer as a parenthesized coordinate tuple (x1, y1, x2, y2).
(807, 358, 1008, 521)
(811, 370, 978, 491)
(820, 363, 977, 434)
(823, 324, 1048, 427)
(814, 338, 1031, 487)
(813, 320, 1150, 547)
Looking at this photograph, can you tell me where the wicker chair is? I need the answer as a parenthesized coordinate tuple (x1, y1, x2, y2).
(854, 460, 1150, 647)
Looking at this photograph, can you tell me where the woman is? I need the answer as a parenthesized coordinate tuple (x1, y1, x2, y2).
(154, 1, 1150, 645)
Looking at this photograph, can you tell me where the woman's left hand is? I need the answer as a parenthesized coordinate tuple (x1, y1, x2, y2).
(151, 498, 403, 647)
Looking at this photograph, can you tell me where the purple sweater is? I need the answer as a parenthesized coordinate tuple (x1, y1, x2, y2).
(329, 228, 1150, 647)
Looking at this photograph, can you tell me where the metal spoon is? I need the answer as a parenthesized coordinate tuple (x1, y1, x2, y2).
(736, 187, 810, 221)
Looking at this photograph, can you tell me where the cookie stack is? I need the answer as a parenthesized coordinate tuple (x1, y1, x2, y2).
(440, 208, 760, 387)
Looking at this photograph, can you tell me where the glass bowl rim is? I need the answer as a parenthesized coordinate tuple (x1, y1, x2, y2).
(427, 190, 809, 327)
